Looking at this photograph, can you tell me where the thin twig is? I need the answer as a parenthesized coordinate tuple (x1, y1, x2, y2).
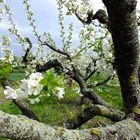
(87, 74, 114, 88)
(43, 42, 72, 61)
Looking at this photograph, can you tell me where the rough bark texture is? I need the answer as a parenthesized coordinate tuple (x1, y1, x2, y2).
(103, 0, 140, 112)
(0, 111, 140, 140)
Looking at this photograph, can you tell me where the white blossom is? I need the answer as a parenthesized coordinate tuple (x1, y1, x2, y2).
(4, 86, 28, 99)
(29, 98, 40, 104)
(29, 72, 43, 82)
(20, 73, 43, 96)
(32, 84, 43, 96)
(56, 87, 65, 99)
(64, 0, 93, 20)
(4, 86, 17, 99)
(0, 46, 14, 64)
(3, 72, 44, 100)
(16, 89, 28, 99)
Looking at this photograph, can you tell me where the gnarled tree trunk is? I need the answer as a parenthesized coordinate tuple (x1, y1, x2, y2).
(103, 0, 140, 112)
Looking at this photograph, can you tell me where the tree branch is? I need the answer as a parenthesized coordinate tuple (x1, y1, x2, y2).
(87, 75, 114, 88)
(0, 110, 139, 139)
(65, 104, 125, 129)
(76, 9, 109, 27)
(22, 37, 33, 63)
(13, 99, 39, 121)
(85, 68, 98, 81)
(84, 58, 99, 81)
(36, 59, 63, 72)
(92, 9, 109, 25)
(36, 60, 109, 107)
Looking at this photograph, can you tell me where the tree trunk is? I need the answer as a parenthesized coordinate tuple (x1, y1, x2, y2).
(103, 0, 140, 112)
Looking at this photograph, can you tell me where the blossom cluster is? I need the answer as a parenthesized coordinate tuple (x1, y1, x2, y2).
(4, 72, 66, 103)
(64, 0, 93, 20)
(4, 72, 43, 100)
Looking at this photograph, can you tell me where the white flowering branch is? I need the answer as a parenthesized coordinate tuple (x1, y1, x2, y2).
(4, 4, 26, 50)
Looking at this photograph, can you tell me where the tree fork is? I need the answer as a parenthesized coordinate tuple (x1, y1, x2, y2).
(36, 60, 109, 107)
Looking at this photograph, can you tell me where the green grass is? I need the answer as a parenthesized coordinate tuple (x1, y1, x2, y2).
(89, 73, 123, 110)
(0, 72, 123, 139)
(0, 87, 81, 124)
(29, 91, 81, 126)
(94, 85, 123, 109)
(0, 101, 21, 115)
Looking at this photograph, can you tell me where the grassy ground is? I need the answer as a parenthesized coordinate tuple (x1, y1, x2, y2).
(0, 72, 123, 139)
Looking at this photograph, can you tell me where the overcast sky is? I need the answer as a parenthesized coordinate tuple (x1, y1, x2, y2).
(0, 0, 140, 56)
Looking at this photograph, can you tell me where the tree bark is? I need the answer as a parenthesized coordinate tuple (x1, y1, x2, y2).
(0, 110, 140, 140)
(102, 0, 140, 112)
(13, 99, 39, 121)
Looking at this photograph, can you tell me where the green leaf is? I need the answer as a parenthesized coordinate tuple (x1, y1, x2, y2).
(40, 75, 48, 86)
(40, 70, 64, 89)
(8, 72, 25, 81)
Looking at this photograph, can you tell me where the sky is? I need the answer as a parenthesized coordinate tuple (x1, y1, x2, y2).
(0, 0, 140, 56)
